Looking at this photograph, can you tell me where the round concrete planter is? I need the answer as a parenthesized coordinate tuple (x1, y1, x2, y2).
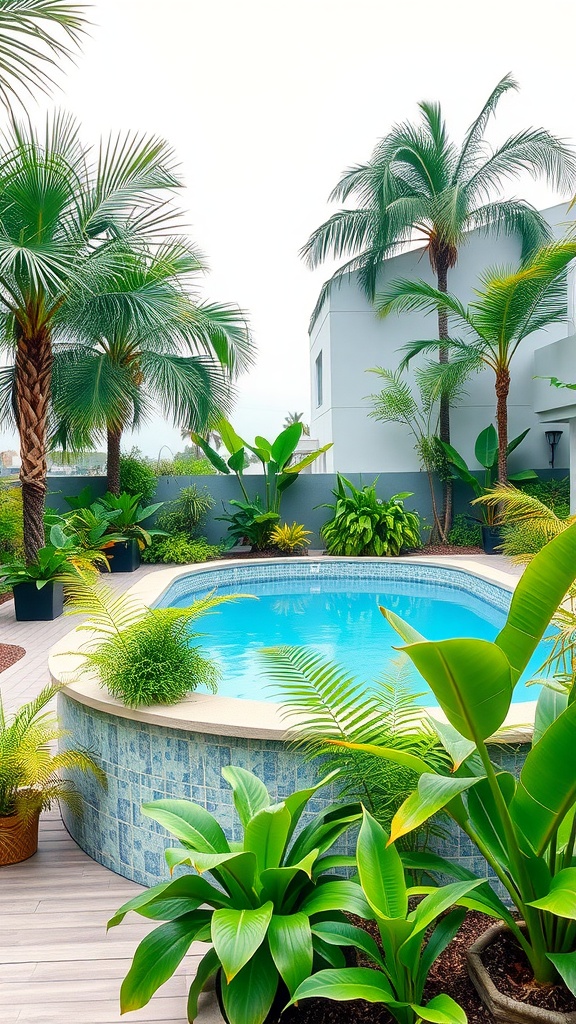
(467, 922, 576, 1024)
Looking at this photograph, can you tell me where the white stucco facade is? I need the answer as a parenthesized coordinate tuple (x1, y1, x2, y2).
(309, 203, 573, 476)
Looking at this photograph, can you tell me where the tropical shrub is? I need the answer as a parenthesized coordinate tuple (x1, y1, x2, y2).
(217, 497, 279, 551)
(0, 683, 105, 819)
(65, 578, 247, 707)
(94, 492, 165, 550)
(141, 535, 222, 565)
(320, 475, 421, 556)
(351, 523, 576, 990)
(156, 455, 216, 476)
(155, 485, 215, 536)
(0, 525, 104, 589)
(291, 808, 479, 1024)
(119, 451, 157, 504)
(474, 484, 576, 562)
(269, 522, 312, 554)
(447, 514, 482, 548)
(520, 475, 570, 516)
(0, 481, 23, 560)
(193, 418, 331, 549)
(262, 646, 449, 849)
(109, 767, 367, 1024)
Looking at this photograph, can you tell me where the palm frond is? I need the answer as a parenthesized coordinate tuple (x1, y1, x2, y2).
(0, 1, 88, 108)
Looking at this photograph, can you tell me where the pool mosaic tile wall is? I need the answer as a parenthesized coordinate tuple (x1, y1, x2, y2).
(59, 690, 528, 891)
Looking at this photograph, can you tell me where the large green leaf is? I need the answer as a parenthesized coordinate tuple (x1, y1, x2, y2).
(428, 718, 476, 770)
(401, 852, 515, 926)
(418, 909, 466, 984)
(220, 943, 278, 1024)
(510, 699, 576, 855)
(290, 967, 396, 1006)
(244, 805, 291, 873)
(286, 802, 361, 865)
(283, 442, 334, 474)
(466, 773, 516, 871)
(268, 913, 313, 995)
(228, 448, 246, 473)
(108, 876, 225, 929)
(300, 880, 373, 919)
(474, 424, 498, 470)
(402, 638, 513, 741)
(506, 427, 530, 457)
(221, 766, 270, 828)
(529, 868, 576, 918)
(120, 914, 203, 1011)
(270, 422, 302, 469)
(217, 419, 247, 455)
(533, 686, 568, 746)
(496, 522, 576, 681)
(283, 769, 341, 843)
(547, 951, 576, 996)
(437, 440, 482, 494)
(380, 605, 427, 644)
(311, 921, 384, 967)
(142, 799, 230, 853)
(328, 739, 432, 777)
(189, 432, 231, 474)
(357, 808, 407, 919)
(260, 850, 318, 907)
(391, 774, 481, 844)
(408, 879, 483, 938)
(212, 902, 273, 982)
(186, 947, 220, 1022)
(180, 850, 257, 904)
(411, 993, 468, 1023)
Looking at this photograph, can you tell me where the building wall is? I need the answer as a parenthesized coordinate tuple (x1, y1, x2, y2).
(309, 203, 572, 475)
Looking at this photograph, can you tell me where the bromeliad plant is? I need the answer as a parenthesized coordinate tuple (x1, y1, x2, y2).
(439, 424, 536, 526)
(108, 767, 368, 1024)
(192, 418, 331, 550)
(93, 492, 165, 550)
(320, 475, 421, 556)
(347, 522, 576, 992)
(291, 808, 480, 1024)
(269, 522, 312, 554)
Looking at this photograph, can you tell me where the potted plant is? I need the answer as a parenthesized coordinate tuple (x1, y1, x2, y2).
(109, 767, 368, 1024)
(0, 525, 103, 620)
(344, 522, 576, 1022)
(93, 492, 165, 571)
(439, 424, 536, 553)
(0, 684, 106, 866)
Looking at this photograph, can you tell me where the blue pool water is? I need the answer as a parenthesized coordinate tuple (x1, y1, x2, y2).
(166, 570, 553, 704)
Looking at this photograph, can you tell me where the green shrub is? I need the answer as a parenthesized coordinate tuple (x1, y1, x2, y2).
(321, 474, 421, 556)
(519, 475, 570, 518)
(156, 485, 215, 536)
(156, 456, 215, 476)
(119, 450, 157, 503)
(0, 482, 23, 559)
(141, 534, 222, 564)
(447, 513, 482, 547)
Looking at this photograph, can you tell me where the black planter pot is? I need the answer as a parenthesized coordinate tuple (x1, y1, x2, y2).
(13, 581, 64, 621)
(107, 539, 140, 573)
(481, 525, 502, 555)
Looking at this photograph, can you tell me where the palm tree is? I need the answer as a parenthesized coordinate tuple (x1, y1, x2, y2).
(0, 112, 182, 561)
(283, 411, 310, 435)
(0, 1, 87, 107)
(375, 241, 576, 483)
(50, 240, 251, 494)
(302, 74, 576, 531)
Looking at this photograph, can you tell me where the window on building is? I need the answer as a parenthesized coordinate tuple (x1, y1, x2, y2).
(315, 351, 323, 408)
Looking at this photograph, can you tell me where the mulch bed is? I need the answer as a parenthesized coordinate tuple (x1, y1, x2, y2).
(0, 589, 13, 606)
(0, 641, 25, 674)
(418, 544, 484, 555)
(267, 912, 574, 1024)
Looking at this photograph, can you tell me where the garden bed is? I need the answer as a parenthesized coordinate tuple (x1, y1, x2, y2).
(0, 642, 25, 673)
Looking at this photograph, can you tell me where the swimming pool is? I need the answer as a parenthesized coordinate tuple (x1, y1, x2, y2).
(158, 560, 553, 704)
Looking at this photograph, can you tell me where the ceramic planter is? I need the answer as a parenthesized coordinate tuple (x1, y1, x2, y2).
(481, 525, 502, 555)
(467, 922, 576, 1024)
(107, 539, 140, 573)
(13, 581, 64, 621)
(0, 808, 40, 866)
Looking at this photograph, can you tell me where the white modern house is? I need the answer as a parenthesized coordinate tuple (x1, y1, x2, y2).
(309, 202, 574, 487)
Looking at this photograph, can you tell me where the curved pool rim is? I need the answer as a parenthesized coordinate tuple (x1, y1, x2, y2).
(49, 555, 535, 744)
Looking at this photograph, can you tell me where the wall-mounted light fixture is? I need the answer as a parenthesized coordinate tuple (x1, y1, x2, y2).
(545, 429, 563, 470)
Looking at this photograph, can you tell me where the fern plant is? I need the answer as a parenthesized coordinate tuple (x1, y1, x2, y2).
(474, 484, 576, 562)
(0, 684, 105, 819)
(63, 577, 250, 707)
(261, 646, 449, 849)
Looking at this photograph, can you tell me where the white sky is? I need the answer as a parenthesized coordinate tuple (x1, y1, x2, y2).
(2, 0, 576, 457)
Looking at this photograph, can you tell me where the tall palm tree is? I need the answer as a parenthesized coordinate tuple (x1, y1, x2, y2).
(302, 74, 576, 531)
(283, 411, 310, 435)
(0, 112, 182, 561)
(375, 241, 576, 483)
(0, 1, 87, 107)
(50, 240, 251, 493)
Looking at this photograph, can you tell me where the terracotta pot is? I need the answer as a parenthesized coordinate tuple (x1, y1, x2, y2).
(0, 808, 40, 866)
(467, 922, 576, 1024)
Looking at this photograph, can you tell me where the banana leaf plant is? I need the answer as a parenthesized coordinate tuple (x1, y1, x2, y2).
(439, 424, 536, 525)
(336, 522, 576, 990)
(192, 419, 331, 548)
(109, 766, 368, 1024)
(291, 808, 481, 1024)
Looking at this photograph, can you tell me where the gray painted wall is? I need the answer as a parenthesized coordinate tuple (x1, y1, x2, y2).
(46, 469, 567, 548)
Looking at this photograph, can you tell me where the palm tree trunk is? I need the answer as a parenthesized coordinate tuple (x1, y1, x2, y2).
(436, 256, 453, 541)
(15, 330, 53, 563)
(107, 429, 122, 495)
(495, 367, 510, 483)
